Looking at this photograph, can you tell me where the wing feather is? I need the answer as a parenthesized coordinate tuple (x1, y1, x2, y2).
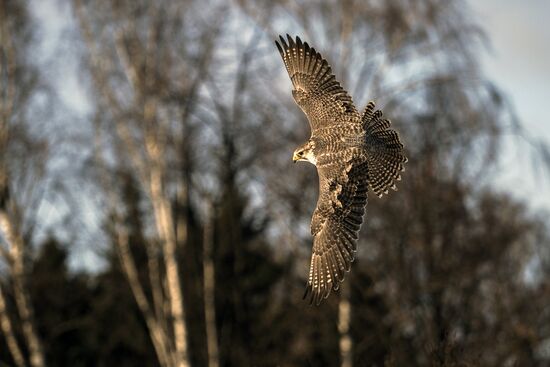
(304, 160, 369, 305)
(275, 35, 360, 132)
(362, 101, 407, 197)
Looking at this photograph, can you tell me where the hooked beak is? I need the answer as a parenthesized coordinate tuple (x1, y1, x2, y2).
(292, 152, 300, 163)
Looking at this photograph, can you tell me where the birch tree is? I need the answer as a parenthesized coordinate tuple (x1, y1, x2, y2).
(73, 1, 226, 365)
(66, 0, 550, 365)
(0, 1, 48, 366)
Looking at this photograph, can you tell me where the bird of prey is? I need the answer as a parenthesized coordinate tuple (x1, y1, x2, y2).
(275, 35, 407, 305)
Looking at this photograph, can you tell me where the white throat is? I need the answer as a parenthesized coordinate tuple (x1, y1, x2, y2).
(303, 150, 317, 165)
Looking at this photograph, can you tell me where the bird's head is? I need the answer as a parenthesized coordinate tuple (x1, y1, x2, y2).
(293, 141, 316, 165)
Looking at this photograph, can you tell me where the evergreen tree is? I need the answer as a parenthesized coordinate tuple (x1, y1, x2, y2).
(30, 238, 94, 366)
(213, 153, 284, 366)
(87, 171, 159, 366)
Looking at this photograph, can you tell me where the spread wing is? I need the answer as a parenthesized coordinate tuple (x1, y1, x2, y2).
(362, 101, 407, 197)
(304, 160, 369, 305)
(275, 34, 360, 132)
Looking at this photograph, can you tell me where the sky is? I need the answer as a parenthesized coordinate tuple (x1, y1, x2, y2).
(27, 0, 550, 269)
(473, 0, 550, 137)
(471, 0, 550, 211)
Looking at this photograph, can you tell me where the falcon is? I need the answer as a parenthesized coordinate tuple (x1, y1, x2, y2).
(275, 35, 407, 305)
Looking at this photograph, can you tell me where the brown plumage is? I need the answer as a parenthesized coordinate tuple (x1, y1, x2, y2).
(275, 35, 407, 305)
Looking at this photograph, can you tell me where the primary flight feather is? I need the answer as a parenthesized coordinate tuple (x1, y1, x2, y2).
(275, 35, 407, 305)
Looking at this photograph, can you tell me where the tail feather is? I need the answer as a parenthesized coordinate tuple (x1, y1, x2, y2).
(363, 101, 407, 198)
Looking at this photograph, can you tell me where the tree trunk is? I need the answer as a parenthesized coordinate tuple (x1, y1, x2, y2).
(149, 168, 189, 367)
(12, 259, 46, 367)
(203, 200, 219, 367)
(0, 282, 26, 367)
(116, 228, 174, 367)
(0, 213, 46, 367)
(339, 282, 352, 367)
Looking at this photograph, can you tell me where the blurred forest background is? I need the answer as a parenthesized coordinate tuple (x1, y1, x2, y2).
(1, 0, 550, 366)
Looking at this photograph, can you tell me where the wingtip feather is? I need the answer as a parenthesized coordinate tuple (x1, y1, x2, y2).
(302, 284, 310, 300)
(286, 34, 295, 47)
(275, 40, 283, 55)
(279, 35, 287, 48)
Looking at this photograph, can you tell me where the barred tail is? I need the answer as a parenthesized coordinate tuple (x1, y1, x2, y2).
(362, 101, 407, 198)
